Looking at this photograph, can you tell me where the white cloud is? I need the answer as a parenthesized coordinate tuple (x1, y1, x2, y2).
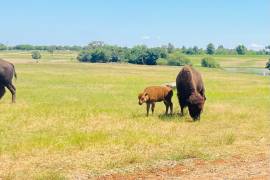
(249, 43, 265, 50)
(141, 35, 151, 40)
(141, 35, 162, 41)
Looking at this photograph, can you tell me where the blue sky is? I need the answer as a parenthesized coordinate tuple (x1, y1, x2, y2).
(0, 0, 269, 49)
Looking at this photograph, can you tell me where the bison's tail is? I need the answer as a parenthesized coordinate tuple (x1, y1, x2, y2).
(163, 82, 176, 90)
(12, 64, 17, 80)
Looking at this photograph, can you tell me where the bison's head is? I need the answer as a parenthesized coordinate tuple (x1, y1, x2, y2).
(187, 93, 206, 120)
(138, 92, 149, 105)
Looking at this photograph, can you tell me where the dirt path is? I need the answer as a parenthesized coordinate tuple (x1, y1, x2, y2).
(97, 153, 270, 180)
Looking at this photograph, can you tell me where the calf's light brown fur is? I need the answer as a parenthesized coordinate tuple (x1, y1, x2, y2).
(138, 86, 173, 116)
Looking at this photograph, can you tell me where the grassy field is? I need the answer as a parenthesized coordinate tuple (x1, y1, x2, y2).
(0, 50, 269, 67)
(0, 52, 269, 179)
(0, 51, 78, 63)
(187, 54, 269, 68)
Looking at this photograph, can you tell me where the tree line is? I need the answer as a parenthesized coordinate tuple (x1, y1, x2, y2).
(0, 42, 269, 56)
(1, 42, 270, 67)
(76, 41, 270, 65)
(0, 44, 83, 51)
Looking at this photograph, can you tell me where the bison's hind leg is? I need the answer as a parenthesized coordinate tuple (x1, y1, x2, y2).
(163, 101, 169, 115)
(0, 86, 6, 100)
(6, 84, 16, 103)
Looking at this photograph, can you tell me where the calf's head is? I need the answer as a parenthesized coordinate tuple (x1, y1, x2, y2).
(187, 93, 206, 120)
(138, 92, 149, 105)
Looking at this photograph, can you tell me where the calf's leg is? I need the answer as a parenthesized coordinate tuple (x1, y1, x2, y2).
(164, 101, 169, 115)
(151, 102, 155, 115)
(146, 102, 150, 116)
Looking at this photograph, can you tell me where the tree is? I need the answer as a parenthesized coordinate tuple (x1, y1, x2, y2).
(0, 43, 7, 51)
(265, 45, 270, 55)
(184, 46, 199, 55)
(77, 49, 111, 63)
(127, 46, 162, 65)
(70, 45, 83, 51)
(47, 46, 57, 55)
(31, 51, 41, 62)
(128, 45, 147, 64)
(152, 47, 168, 58)
(181, 46, 187, 54)
(235, 45, 247, 55)
(217, 45, 224, 49)
(77, 51, 92, 62)
(206, 43, 215, 55)
(15, 44, 34, 50)
(89, 49, 111, 63)
(167, 43, 175, 54)
(192, 46, 199, 54)
(216, 45, 226, 55)
(87, 41, 105, 50)
(143, 49, 160, 65)
(185, 47, 194, 55)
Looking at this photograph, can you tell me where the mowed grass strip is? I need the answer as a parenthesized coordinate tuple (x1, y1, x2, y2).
(0, 62, 269, 178)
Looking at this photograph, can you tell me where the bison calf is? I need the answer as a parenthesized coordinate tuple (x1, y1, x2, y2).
(176, 65, 206, 120)
(138, 86, 173, 116)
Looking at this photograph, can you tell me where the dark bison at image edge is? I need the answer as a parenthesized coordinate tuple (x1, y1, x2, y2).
(176, 65, 206, 120)
(0, 59, 17, 103)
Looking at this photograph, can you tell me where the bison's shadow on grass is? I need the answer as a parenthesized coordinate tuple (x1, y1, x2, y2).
(158, 113, 177, 121)
(158, 113, 195, 122)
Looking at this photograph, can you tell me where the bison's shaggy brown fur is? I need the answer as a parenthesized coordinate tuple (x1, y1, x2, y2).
(138, 86, 173, 116)
(176, 65, 206, 120)
(0, 59, 17, 103)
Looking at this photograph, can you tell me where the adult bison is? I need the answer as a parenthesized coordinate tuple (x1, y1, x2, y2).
(176, 65, 206, 120)
(0, 59, 17, 103)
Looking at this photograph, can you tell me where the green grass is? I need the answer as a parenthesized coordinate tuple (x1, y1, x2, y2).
(186, 54, 269, 68)
(0, 52, 269, 178)
(0, 50, 78, 63)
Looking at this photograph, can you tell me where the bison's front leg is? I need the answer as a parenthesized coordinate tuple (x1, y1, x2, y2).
(169, 102, 173, 115)
(146, 102, 150, 116)
(180, 107, 184, 116)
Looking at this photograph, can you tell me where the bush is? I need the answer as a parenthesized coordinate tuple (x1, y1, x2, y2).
(265, 59, 270, 70)
(31, 51, 41, 60)
(167, 54, 192, 66)
(143, 49, 160, 65)
(77, 51, 92, 62)
(201, 57, 220, 68)
(156, 58, 168, 65)
(235, 45, 247, 55)
(90, 49, 111, 63)
(77, 49, 111, 63)
(128, 45, 147, 64)
(0, 44, 7, 51)
(127, 46, 161, 65)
